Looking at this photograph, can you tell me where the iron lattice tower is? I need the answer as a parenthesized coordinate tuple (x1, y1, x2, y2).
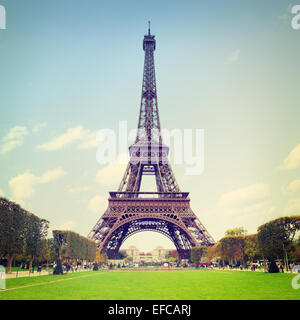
(88, 24, 215, 259)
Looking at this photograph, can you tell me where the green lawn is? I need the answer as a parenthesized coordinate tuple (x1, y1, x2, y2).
(0, 269, 299, 300)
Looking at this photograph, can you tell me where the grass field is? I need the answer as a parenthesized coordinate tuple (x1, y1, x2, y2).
(0, 269, 299, 300)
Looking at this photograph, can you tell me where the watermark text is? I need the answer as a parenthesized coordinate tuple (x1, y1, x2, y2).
(0, 5, 6, 30)
(291, 5, 300, 30)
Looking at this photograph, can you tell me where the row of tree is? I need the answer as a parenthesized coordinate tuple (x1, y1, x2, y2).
(0, 198, 49, 273)
(1, 196, 299, 274)
(53, 230, 97, 262)
(206, 216, 300, 272)
(0, 198, 102, 273)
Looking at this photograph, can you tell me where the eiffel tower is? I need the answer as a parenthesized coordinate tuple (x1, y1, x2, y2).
(88, 23, 215, 259)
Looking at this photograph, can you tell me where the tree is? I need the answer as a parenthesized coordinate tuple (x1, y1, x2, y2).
(258, 222, 284, 259)
(48, 238, 59, 264)
(0, 198, 28, 273)
(220, 236, 246, 266)
(115, 251, 127, 260)
(207, 243, 221, 263)
(52, 230, 97, 265)
(258, 216, 300, 272)
(0, 198, 48, 273)
(190, 246, 207, 267)
(225, 227, 248, 237)
(244, 234, 262, 262)
(165, 251, 172, 259)
(287, 239, 300, 262)
(101, 253, 108, 265)
(24, 216, 49, 271)
(36, 238, 50, 266)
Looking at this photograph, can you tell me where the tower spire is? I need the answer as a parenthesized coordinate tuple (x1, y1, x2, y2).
(138, 21, 160, 144)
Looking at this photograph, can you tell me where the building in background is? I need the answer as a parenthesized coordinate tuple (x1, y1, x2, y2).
(123, 246, 170, 263)
(126, 246, 140, 263)
(152, 246, 167, 262)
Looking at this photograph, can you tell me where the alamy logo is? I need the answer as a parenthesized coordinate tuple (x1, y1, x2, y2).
(0, 5, 6, 30)
(292, 274, 300, 290)
(0, 265, 5, 290)
(291, 5, 300, 30)
(96, 121, 205, 176)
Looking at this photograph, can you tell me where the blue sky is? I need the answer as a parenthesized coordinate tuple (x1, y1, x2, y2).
(0, 0, 300, 251)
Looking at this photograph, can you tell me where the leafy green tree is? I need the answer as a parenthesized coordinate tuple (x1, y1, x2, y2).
(0, 198, 48, 273)
(190, 246, 207, 267)
(287, 238, 300, 262)
(52, 230, 97, 265)
(258, 216, 300, 272)
(220, 236, 246, 265)
(167, 257, 177, 263)
(207, 243, 221, 264)
(225, 227, 247, 237)
(48, 238, 59, 263)
(115, 251, 127, 259)
(36, 238, 50, 266)
(165, 251, 172, 259)
(99, 253, 108, 265)
(0, 198, 28, 272)
(24, 216, 49, 271)
(244, 234, 262, 262)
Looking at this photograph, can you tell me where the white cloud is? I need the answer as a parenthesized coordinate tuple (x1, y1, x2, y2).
(1, 126, 28, 154)
(96, 154, 128, 187)
(279, 144, 300, 170)
(33, 122, 47, 134)
(9, 172, 38, 199)
(228, 49, 240, 62)
(206, 184, 273, 240)
(37, 126, 101, 151)
(57, 221, 76, 231)
(78, 132, 100, 149)
(282, 180, 300, 195)
(216, 183, 270, 209)
(88, 195, 107, 214)
(243, 201, 268, 215)
(0, 188, 5, 197)
(37, 126, 85, 151)
(39, 167, 65, 184)
(9, 167, 66, 199)
(67, 186, 90, 194)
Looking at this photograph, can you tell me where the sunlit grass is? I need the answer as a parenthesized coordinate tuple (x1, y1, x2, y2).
(0, 269, 299, 300)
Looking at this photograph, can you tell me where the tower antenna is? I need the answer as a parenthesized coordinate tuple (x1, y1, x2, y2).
(148, 21, 151, 35)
